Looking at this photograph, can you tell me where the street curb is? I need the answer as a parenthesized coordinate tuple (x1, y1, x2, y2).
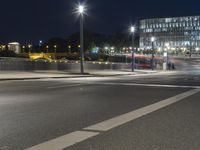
(0, 70, 166, 82)
(0, 76, 93, 81)
(0, 73, 134, 82)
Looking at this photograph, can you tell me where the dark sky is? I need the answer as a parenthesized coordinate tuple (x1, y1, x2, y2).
(1, 0, 200, 44)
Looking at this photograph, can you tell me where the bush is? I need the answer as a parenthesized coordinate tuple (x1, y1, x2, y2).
(0, 50, 17, 57)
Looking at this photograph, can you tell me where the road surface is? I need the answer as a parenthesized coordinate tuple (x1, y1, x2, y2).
(0, 59, 200, 150)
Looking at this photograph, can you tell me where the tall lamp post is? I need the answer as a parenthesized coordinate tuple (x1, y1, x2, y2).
(165, 43, 170, 66)
(77, 4, 86, 74)
(151, 37, 155, 70)
(130, 26, 135, 72)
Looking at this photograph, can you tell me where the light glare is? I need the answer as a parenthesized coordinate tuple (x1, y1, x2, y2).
(151, 37, 155, 42)
(76, 4, 86, 15)
(79, 5, 84, 14)
(130, 26, 135, 33)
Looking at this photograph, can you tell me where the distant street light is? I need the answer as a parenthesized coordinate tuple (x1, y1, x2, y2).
(39, 40, 43, 46)
(68, 45, 71, 53)
(104, 47, 109, 54)
(22, 46, 25, 53)
(151, 37, 155, 70)
(111, 47, 115, 53)
(46, 45, 49, 53)
(165, 43, 170, 69)
(54, 45, 57, 58)
(130, 26, 135, 72)
(76, 4, 86, 74)
(28, 45, 32, 53)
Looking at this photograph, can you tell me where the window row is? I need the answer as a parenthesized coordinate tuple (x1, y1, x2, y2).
(140, 20, 200, 29)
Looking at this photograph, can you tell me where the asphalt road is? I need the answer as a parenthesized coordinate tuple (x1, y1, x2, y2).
(0, 62, 200, 149)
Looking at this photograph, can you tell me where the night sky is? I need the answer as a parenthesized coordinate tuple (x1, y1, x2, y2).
(1, 0, 200, 44)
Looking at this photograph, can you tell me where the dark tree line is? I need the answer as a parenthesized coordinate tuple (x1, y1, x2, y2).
(39, 30, 139, 53)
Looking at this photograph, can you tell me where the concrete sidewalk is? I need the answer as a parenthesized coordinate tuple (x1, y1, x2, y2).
(0, 69, 159, 81)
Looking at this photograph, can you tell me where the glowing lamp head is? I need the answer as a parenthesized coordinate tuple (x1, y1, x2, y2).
(151, 37, 155, 42)
(165, 43, 169, 47)
(130, 26, 135, 33)
(78, 5, 85, 14)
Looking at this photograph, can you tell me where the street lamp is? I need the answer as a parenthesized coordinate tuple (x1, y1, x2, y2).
(151, 37, 155, 70)
(130, 26, 135, 72)
(68, 45, 71, 53)
(104, 47, 109, 54)
(76, 4, 86, 74)
(54, 45, 57, 59)
(28, 45, 32, 53)
(39, 40, 43, 46)
(22, 46, 25, 53)
(165, 43, 170, 69)
(46, 45, 49, 53)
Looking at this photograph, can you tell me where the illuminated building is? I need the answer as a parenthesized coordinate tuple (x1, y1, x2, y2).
(8, 42, 21, 54)
(140, 16, 200, 54)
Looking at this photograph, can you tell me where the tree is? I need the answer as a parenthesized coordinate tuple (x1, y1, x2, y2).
(0, 50, 17, 57)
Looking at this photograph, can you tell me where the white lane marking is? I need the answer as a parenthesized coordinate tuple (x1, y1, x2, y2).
(95, 82, 200, 89)
(25, 89, 200, 150)
(25, 131, 99, 150)
(47, 84, 88, 89)
(84, 89, 200, 131)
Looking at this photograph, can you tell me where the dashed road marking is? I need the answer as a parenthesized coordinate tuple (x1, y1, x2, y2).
(25, 131, 99, 150)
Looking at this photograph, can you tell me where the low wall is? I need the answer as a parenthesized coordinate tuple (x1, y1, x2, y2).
(0, 59, 130, 71)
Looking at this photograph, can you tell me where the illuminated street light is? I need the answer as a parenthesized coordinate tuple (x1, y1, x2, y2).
(76, 3, 86, 74)
(165, 43, 169, 48)
(130, 26, 135, 33)
(78, 5, 84, 14)
(39, 40, 43, 47)
(104, 47, 109, 54)
(164, 43, 170, 70)
(28, 45, 32, 53)
(68, 45, 71, 53)
(110, 47, 115, 53)
(151, 37, 155, 43)
(54, 45, 57, 58)
(22, 46, 26, 53)
(46, 45, 49, 53)
(130, 25, 135, 72)
(151, 37, 155, 70)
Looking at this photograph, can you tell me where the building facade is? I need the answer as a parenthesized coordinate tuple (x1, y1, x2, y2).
(139, 16, 200, 54)
(8, 42, 21, 54)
